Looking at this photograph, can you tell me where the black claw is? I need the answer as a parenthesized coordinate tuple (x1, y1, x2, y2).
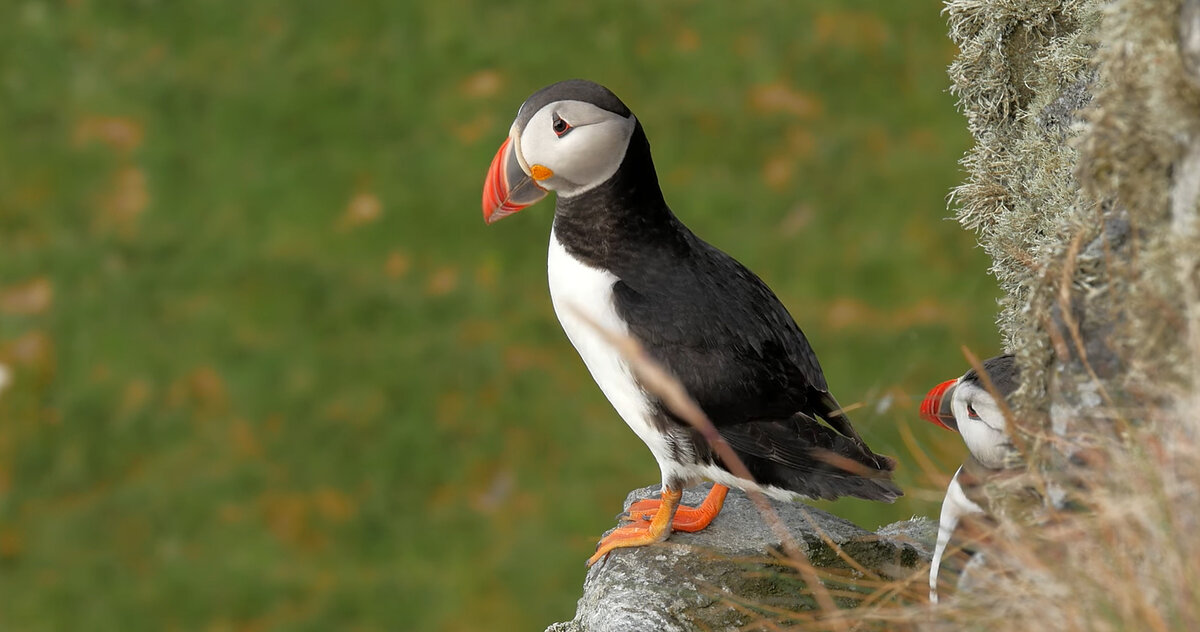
(615, 511, 652, 523)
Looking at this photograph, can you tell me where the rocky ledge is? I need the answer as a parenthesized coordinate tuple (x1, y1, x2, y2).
(546, 483, 935, 632)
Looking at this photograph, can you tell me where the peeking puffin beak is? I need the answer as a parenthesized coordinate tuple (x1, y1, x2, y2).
(920, 378, 960, 432)
(482, 135, 548, 224)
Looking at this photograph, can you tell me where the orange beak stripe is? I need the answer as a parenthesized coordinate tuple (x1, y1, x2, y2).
(920, 378, 960, 432)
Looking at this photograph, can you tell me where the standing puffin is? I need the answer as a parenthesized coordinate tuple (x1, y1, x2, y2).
(482, 80, 900, 566)
(919, 354, 1020, 602)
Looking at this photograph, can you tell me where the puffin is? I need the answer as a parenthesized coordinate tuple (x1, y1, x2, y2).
(482, 80, 900, 566)
(919, 354, 1020, 602)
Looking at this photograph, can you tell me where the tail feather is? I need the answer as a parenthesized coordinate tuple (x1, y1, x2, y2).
(719, 416, 902, 502)
(816, 391, 897, 471)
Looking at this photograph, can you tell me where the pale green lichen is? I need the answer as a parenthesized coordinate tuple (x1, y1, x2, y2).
(935, 3, 1200, 625)
(946, 0, 1102, 442)
(948, 0, 1200, 456)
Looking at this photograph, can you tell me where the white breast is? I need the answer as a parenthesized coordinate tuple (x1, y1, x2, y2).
(930, 466, 986, 603)
(546, 229, 672, 470)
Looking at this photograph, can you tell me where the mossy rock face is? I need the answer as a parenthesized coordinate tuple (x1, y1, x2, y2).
(545, 484, 934, 632)
(946, 0, 1103, 422)
(948, 0, 1200, 472)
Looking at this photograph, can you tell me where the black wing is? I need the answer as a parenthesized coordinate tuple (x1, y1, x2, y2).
(612, 235, 895, 470)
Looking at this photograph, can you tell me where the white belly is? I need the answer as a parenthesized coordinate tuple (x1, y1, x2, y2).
(546, 229, 672, 470)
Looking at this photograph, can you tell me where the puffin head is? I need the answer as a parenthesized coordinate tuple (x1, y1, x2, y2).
(920, 354, 1020, 467)
(920, 354, 1019, 432)
(482, 80, 637, 223)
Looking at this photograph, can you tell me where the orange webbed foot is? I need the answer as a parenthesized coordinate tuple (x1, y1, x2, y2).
(620, 484, 728, 532)
(587, 487, 683, 567)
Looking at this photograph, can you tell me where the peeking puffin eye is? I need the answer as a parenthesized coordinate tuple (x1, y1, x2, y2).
(552, 113, 571, 137)
(966, 403, 980, 419)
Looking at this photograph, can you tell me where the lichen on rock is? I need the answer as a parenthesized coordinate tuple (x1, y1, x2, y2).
(947, 0, 1200, 464)
(931, 1, 1200, 628)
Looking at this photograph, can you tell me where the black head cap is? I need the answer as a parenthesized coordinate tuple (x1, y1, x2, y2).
(960, 354, 1020, 398)
(514, 79, 632, 132)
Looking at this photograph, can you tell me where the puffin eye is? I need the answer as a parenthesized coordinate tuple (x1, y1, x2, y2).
(966, 404, 980, 419)
(552, 113, 571, 137)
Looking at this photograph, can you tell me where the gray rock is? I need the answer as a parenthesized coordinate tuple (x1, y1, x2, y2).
(546, 483, 934, 632)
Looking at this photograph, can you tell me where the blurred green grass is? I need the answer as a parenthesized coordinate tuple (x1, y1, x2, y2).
(0, 1, 997, 630)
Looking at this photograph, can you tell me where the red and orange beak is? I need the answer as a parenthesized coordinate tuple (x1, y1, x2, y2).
(919, 378, 960, 432)
(482, 135, 548, 224)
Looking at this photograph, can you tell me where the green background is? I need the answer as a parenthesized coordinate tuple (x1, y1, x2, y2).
(0, 1, 998, 630)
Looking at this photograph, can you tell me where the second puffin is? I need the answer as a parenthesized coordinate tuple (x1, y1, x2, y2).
(482, 80, 901, 566)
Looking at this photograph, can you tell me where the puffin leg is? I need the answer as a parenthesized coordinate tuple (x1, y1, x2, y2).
(586, 486, 682, 567)
(622, 484, 729, 532)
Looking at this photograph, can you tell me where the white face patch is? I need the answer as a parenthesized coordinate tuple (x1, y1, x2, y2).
(516, 100, 636, 198)
(951, 381, 1014, 469)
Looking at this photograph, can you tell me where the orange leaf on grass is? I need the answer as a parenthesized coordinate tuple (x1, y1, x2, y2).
(338, 191, 383, 230)
(0, 277, 53, 316)
(674, 27, 700, 53)
(312, 486, 357, 523)
(813, 10, 891, 51)
(2, 330, 55, 377)
(96, 166, 149, 235)
(425, 266, 459, 296)
(762, 154, 795, 191)
(73, 115, 144, 154)
(749, 83, 825, 119)
(384, 250, 411, 279)
(451, 113, 494, 145)
(459, 69, 503, 99)
(0, 526, 22, 560)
